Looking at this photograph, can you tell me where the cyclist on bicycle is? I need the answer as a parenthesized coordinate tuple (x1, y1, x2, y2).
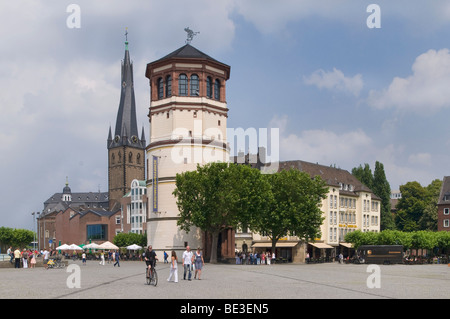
(144, 245, 158, 278)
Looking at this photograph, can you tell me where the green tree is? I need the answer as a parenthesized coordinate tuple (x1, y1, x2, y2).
(0, 227, 14, 246)
(395, 180, 442, 232)
(251, 169, 328, 254)
(10, 228, 34, 248)
(173, 162, 269, 263)
(351, 163, 373, 189)
(419, 179, 442, 231)
(373, 161, 395, 230)
(395, 181, 427, 231)
(113, 232, 147, 248)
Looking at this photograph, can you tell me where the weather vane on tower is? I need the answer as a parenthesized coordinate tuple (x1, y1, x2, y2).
(184, 27, 199, 44)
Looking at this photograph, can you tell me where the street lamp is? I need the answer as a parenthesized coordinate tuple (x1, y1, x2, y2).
(36, 212, 40, 250)
(31, 212, 36, 250)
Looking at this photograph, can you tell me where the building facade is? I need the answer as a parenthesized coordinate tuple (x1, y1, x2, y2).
(145, 43, 233, 258)
(242, 159, 381, 263)
(437, 176, 450, 232)
(37, 181, 119, 249)
(119, 179, 148, 234)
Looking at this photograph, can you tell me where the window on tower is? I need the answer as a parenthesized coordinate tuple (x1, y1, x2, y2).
(206, 76, 212, 98)
(190, 74, 199, 96)
(157, 77, 164, 99)
(214, 79, 220, 100)
(179, 74, 188, 96)
(165, 75, 172, 97)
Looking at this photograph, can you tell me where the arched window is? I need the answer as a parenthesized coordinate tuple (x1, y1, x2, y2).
(214, 79, 220, 100)
(129, 152, 133, 163)
(179, 74, 188, 96)
(190, 74, 199, 96)
(206, 76, 212, 98)
(165, 75, 172, 98)
(157, 77, 164, 99)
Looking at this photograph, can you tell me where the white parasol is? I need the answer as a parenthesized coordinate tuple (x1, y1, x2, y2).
(84, 243, 101, 249)
(56, 244, 71, 250)
(126, 244, 142, 250)
(68, 244, 83, 250)
(98, 241, 119, 250)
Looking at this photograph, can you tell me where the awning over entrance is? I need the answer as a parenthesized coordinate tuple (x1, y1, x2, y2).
(251, 242, 298, 248)
(339, 242, 353, 248)
(309, 242, 334, 249)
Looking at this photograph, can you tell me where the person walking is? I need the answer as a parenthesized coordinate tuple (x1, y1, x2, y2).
(193, 247, 204, 280)
(43, 248, 50, 269)
(167, 250, 178, 283)
(22, 249, 28, 269)
(164, 251, 168, 264)
(99, 251, 105, 265)
(82, 252, 86, 265)
(182, 246, 193, 281)
(14, 248, 21, 268)
(30, 250, 36, 269)
(7, 246, 13, 264)
(113, 250, 120, 267)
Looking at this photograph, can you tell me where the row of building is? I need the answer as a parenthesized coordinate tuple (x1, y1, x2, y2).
(36, 35, 450, 263)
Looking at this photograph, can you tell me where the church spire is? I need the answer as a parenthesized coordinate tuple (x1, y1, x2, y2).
(108, 30, 144, 150)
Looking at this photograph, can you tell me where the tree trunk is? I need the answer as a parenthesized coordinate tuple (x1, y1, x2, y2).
(271, 238, 277, 261)
(209, 231, 219, 264)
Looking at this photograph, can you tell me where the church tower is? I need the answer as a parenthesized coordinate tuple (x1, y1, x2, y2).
(108, 35, 146, 210)
(145, 41, 231, 256)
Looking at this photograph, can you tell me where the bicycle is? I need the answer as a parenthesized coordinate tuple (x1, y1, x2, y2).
(146, 263, 158, 286)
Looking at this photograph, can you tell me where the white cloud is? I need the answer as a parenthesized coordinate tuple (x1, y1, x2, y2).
(232, 0, 450, 35)
(270, 115, 373, 165)
(408, 153, 432, 166)
(268, 115, 443, 190)
(368, 49, 450, 113)
(304, 68, 363, 97)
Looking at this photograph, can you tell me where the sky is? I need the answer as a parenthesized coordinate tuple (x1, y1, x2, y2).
(2, 0, 450, 230)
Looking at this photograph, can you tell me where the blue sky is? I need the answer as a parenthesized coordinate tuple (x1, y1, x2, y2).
(2, 1, 450, 230)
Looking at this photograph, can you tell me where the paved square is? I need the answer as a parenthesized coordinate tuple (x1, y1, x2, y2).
(0, 260, 448, 299)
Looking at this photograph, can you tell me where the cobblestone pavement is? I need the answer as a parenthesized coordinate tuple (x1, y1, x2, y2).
(0, 260, 448, 299)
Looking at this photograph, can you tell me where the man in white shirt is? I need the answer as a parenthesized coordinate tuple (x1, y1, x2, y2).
(43, 249, 50, 269)
(182, 246, 193, 281)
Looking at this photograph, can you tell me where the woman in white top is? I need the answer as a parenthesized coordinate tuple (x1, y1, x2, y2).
(167, 250, 178, 283)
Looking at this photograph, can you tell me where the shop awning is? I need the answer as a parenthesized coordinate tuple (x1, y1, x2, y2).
(309, 242, 334, 249)
(251, 242, 298, 248)
(339, 242, 353, 248)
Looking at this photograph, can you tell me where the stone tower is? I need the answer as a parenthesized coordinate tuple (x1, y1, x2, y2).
(145, 43, 231, 255)
(107, 38, 146, 210)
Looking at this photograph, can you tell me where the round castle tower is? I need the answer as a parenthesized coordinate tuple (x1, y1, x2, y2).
(145, 43, 231, 255)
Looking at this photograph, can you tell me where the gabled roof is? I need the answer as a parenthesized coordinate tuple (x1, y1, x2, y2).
(276, 160, 378, 198)
(438, 176, 450, 205)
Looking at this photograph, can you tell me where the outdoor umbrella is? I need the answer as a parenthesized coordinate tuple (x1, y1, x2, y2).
(55, 244, 71, 250)
(126, 244, 142, 250)
(98, 241, 119, 250)
(68, 244, 83, 250)
(84, 243, 101, 249)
